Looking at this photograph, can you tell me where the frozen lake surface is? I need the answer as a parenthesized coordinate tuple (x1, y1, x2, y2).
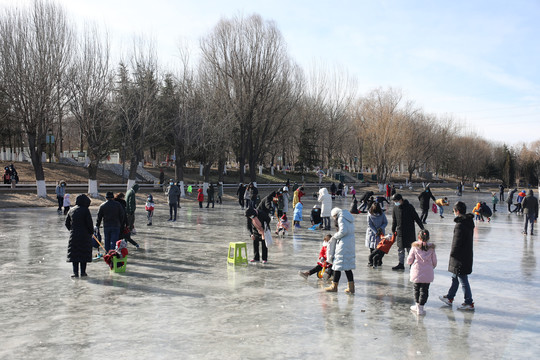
(1, 191, 539, 359)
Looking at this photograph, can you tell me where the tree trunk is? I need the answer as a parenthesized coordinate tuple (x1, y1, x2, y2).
(128, 154, 138, 180)
(203, 163, 211, 183)
(217, 156, 225, 183)
(27, 133, 47, 197)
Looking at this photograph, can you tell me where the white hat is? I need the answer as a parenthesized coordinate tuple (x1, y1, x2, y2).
(282, 186, 288, 192)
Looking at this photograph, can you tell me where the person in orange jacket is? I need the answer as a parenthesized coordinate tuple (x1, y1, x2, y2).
(369, 231, 396, 268)
(197, 188, 204, 208)
(473, 202, 483, 221)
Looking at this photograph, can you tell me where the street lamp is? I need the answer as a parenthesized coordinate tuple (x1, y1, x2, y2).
(121, 142, 126, 184)
(46, 129, 54, 163)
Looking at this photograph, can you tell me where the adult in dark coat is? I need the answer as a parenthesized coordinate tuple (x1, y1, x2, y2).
(245, 207, 271, 263)
(349, 198, 359, 214)
(440, 201, 475, 310)
(522, 190, 538, 235)
(249, 183, 259, 208)
(499, 184, 505, 202)
(358, 191, 374, 212)
(236, 183, 246, 209)
(391, 193, 424, 270)
(506, 188, 517, 212)
(113, 193, 140, 249)
(418, 186, 436, 224)
(125, 183, 139, 231)
(65, 194, 94, 278)
(97, 192, 128, 251)
(330, 182, 337, 199)
(257, 191, 278, 216)
(206, 184, 215, 208)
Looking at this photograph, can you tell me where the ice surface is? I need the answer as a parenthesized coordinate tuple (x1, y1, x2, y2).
(0, 192, 539, 359)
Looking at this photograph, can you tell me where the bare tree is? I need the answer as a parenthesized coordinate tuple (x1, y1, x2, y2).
(68, 24, 115, 196)
(199, 14, 302, 184)
(400, 110, 438, 182)
(0, 0, 73, 196)
(306, 64, 356, 169)
(115, 39, 159, 189)
(356, 88, 404, 184)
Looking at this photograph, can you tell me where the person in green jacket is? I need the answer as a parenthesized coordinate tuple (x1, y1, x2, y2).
(126, 184, 139, 234)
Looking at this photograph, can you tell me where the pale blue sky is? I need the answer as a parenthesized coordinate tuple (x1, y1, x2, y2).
(3, 0, 539, 144)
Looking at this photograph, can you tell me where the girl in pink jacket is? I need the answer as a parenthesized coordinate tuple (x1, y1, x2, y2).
(407, 229, 437, 316)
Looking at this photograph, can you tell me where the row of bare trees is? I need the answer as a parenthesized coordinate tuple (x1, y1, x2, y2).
(1, 1, 539, 198)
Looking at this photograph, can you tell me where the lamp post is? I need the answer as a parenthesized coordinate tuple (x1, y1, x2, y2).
(46, 129, 54, 163)
(121, 142, 126, 184)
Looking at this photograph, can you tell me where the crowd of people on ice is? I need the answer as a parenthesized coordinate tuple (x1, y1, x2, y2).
(60, 175, 539, 316)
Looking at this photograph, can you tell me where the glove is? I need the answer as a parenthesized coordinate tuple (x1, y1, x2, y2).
(319, 257, 325, 262)
(94, 226, 98, 232)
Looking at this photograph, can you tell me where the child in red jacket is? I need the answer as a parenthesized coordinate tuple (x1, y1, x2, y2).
(299, 234, 333, 279)
(103, 240, 129, 269)
(370, 231, 396, 268)
(197, 188, 204, 208)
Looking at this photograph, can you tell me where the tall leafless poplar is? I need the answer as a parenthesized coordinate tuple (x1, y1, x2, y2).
(115, 39, 159, 189)
(68, 24, 115, 196)
(0, 0, 73, 196)
(200, 14, 301, 183)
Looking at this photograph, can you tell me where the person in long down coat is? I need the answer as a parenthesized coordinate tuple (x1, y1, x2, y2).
(325, 207, 356, 294)
(318, 188, 332, 230)
(391, 193, 424, 270)
(66, 194, 94, 278)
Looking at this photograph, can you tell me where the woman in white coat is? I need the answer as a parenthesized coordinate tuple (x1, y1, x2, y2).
(326, 207, 356, 294)
(318, 188, 333, 230)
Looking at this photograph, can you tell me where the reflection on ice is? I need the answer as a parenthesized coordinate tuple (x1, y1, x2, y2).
(0, 192, 539, 358)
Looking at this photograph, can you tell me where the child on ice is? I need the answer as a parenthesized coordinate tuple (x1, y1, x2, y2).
(145, 194, 154, 226)
(407, 229, 437, 315)
(63, 193, 71, 215)
(299, 234, 333, 280)
(197, 188, 204, 208)
(103, 239, 129, 270)
(491, 192, 499, 212)
(276, 214, 290, 236)
(369, 231, 395, 268)
(293, 201, 303, 228)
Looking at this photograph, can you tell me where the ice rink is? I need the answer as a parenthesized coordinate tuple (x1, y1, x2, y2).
(1, 190, 539, 359)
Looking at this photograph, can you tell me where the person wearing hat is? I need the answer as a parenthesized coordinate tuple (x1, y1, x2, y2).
(96, 191, 126, 252)
(391, 193, 424, 270)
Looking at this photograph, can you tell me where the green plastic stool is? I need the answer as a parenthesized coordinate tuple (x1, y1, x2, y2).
(227, 242, 248, 265)
(111, 255, 128, 273)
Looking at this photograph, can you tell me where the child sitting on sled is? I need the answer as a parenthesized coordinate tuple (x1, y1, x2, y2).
(298, 234, 333, 280)
(103, 240, 129, 269)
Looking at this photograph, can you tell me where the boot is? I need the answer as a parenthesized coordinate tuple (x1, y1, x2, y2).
(298, 271, 310, 279)
(325, 282, 338, 292)
(418, 304, 426, 315)
(344, 281, 355, 294)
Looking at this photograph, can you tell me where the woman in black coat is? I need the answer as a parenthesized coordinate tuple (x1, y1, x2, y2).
(66, 194, 94, 278)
